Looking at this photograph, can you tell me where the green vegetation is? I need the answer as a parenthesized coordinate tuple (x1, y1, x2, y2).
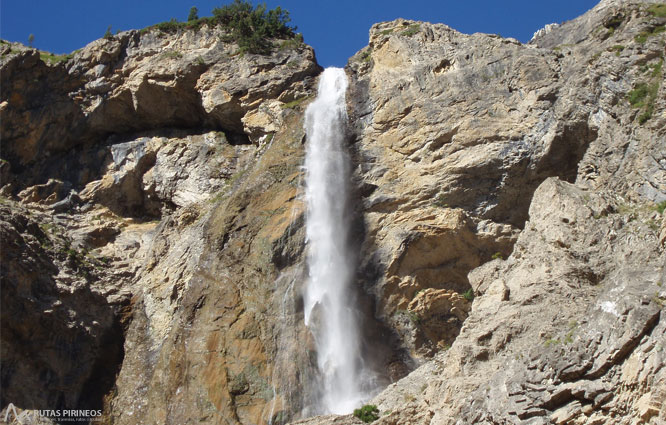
(491, 252, 503, 260)
(104, 25, 113, 40)
(628, 82, 650, 106)
(280, 96, 311, 109)
(593, 23, 615, 40)
(563, 321, 577, 344)
(595, 14, 624, 39)
(615, 200, 664, 233)
(647, 4, 666, 18)
(553, 43, 575, 52)
(161, 50, 183, 59)
(208, 189, 228, 205)
(143, 1, 297, 55)
(407, 310, 421, 325)
(214, 0, 296, 54)
(394, 309, 421, 325)
(278, 33, 304, 51)
(140, 16, 207, 35)
(635, 24, 665, 44)
(401, 23, 421, 37)
(359, 49, 372, 63)
(149, 18, 184, 33)
(380, 28, 394, 36)
(609, 44, 624, 56)
(188, 6, 199, 21)
(462, 288, 475, 302)
(39, 222, 56, 233)
(353, 405, 380, 423)
(650, 59, 664, 78)
(627, 59, 662, 124)
(39, 51, 73, 65)
(656, 200, 666, 214)
(28, 33, 34, 48)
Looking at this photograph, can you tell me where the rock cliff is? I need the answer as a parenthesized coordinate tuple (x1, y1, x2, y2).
(2, 23, 323, 425)
(1, 0, 665, 424)
(338, 0, 665, 423)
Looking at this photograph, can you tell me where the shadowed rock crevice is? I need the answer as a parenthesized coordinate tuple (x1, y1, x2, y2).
(77, 306, 130, 414)
(0, 203, 131, 415)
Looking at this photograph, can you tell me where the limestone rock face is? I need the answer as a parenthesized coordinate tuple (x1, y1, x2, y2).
(368, 178, 665, 425)
(1, 26, 321, 425)
(0, 202, 130, 414)
(0, 25, 319, 187)
(322, 0, 665, 423)
(107, 114, 312, 425)
(344, 0, 665, 365)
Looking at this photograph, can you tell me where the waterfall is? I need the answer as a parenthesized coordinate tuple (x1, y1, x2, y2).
(303, 67, 376, 414)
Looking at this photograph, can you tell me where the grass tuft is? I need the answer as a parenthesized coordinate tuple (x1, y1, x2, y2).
(656, 201, 666, 215)
(280, 96, 311, 109)
(647, 4, 666, 18)
(635, 24, 665, 44)
(627, 59, 662, 124)
(401, 23, 421, 37)
(39, 51, 73, 65)
(353, 405, 380, 423)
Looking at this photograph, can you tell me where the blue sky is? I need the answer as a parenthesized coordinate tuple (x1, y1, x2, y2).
(1, 0, 599, 67)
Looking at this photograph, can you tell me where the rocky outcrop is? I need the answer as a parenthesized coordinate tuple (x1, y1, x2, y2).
(0, 24, 319, 191)
(368, 177, 665, 424)
(107, 113, 312, 424)
(345, 18, 594, 358)
(322, 0, 665, 423)
(1, 23, 322, 425)
(345, 0, 665, 365)
(0, 201, 130, 414)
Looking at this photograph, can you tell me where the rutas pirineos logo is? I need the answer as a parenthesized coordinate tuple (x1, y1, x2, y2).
(2, 403, 103, 423)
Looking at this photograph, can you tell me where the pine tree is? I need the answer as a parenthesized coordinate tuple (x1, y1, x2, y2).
(188, 6, 199, 21)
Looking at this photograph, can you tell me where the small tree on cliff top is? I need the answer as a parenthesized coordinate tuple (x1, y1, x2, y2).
(212, 0, 296, 54)
(188, 6, 199, 21)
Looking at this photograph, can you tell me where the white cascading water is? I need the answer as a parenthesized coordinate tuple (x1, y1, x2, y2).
(303, 67, 375, 414)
